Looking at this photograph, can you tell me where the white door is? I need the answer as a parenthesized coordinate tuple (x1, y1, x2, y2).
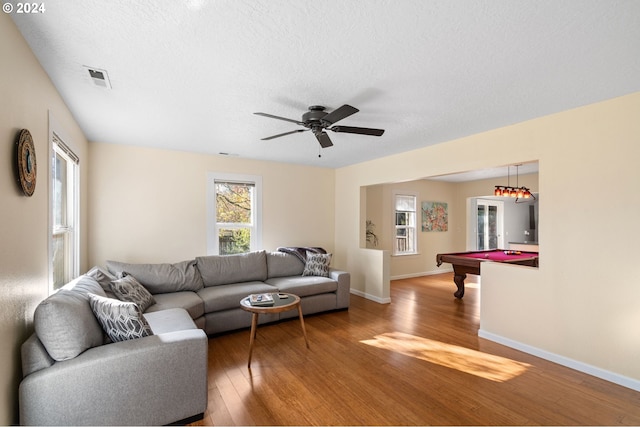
(476, 199, 504, 250)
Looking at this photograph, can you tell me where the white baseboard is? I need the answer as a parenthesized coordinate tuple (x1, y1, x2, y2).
(350, 288, 391, 304)
(478, 329, 640, 393)
(390, 268, 452, 281)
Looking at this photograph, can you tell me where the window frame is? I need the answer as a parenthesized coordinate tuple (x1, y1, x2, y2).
(49, 116, 80, 293)
(206, 172, 262, 255)
(393, 192, 418, 256)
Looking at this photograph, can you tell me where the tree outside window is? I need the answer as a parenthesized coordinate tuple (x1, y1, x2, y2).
(215, 182, 253, 255)
(207, 173, 262, 256)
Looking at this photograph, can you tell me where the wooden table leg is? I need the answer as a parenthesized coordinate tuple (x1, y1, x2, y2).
(453, 273, 466, 299)
(297, 303, 310, 348)
(247, 312, 259, 368)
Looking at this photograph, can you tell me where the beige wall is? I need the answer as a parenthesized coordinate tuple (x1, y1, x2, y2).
(336, 92, 640, 387)
(88, 143, 335, 266)
(0, 15, 90, 424)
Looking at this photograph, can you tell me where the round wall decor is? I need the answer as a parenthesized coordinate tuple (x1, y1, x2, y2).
(16, 129, 37, 196)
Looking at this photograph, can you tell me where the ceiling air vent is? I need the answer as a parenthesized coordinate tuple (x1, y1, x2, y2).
(84, 66, 112, 89)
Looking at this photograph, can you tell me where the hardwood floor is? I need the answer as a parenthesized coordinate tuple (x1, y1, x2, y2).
(192, 274, 640, 425)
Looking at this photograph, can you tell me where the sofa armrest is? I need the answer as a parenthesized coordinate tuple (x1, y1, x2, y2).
(19, 329, 208, 426)
(330, 269, 351, 309)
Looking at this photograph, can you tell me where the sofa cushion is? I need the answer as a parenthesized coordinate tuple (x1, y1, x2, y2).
(196, 251, 267, 287)
(145, 291, 204, 320)
(110, 275, 156, 311)
(265, 276, 338, 297)
(88, 294, 153, 342)
(106, 259, 204, 294)
(34, 285, 105, 361)
(85, 266, 118, 298)
(143, 308, 198, 334)
(302, 252, 332, 277)
(21, 334, 55, 377)
(266, 251, 304, 278)
(197, 281, 278, 312)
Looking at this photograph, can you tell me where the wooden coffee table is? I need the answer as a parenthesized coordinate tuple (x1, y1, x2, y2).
(240, 292, 309, 367)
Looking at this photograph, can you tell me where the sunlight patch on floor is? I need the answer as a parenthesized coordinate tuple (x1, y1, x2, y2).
(360, 332, 530, 382)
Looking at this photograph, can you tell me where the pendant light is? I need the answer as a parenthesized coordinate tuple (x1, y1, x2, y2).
(494, 164, 537, 202)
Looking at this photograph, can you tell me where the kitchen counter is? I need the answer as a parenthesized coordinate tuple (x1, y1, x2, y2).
(509, 242, 539, 252)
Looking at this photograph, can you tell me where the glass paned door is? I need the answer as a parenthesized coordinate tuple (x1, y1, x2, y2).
(477, 200, 504, 250)
(477, 205, 486, 250)
(487, 205, 498, 249)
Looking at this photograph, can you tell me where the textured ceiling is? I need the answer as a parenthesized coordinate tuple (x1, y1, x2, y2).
(10, 0, 640, 171)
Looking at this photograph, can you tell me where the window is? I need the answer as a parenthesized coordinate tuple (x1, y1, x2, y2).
(207, 173, 262, 255)
(51, 131, 79, 291)
(394, 194, 417, 255)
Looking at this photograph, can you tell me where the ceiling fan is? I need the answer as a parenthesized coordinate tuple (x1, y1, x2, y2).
(254, 104, 385, 148)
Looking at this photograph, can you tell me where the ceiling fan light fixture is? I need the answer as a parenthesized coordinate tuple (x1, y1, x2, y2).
(254, 104, 385, 152)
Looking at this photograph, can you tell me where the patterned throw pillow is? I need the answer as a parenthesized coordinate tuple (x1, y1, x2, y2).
(110, 274, 155, 312)
(302, 252, 332, 277)
(88, 293, 153, 342)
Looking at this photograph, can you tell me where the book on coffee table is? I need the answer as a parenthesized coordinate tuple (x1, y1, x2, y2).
(249, 293, 275, 306)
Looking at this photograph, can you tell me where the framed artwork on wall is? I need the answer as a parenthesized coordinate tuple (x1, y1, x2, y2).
(422, 201, 448, 232)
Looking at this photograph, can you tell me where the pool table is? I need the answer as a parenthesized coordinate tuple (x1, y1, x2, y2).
(436, 249, 539, 299)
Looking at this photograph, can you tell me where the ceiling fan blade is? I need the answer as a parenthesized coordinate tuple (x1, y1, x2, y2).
(261, 129, 308, 140)
(330, 125, 385, 136)
(315, 131, 333, 148)
(254, 112, 304, 125)
(321, 104, 359, 125)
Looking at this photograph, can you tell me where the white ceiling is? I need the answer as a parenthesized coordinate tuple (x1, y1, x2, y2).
(10, 1, 640, 171)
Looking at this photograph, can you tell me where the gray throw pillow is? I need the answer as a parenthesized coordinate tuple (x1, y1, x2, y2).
(86, 266, 118, 298)
(302, 252, 332, 277)
(61, 274, 107, 298)
(110, 275, 155, 311)
(88, 294, 153, 342)
(34, 290, 105, 361)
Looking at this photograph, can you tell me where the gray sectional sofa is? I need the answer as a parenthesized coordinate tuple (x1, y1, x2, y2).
(19, 249, 350, 426)
(106, 249, 351, 334)
(19, 276, 208, 426)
